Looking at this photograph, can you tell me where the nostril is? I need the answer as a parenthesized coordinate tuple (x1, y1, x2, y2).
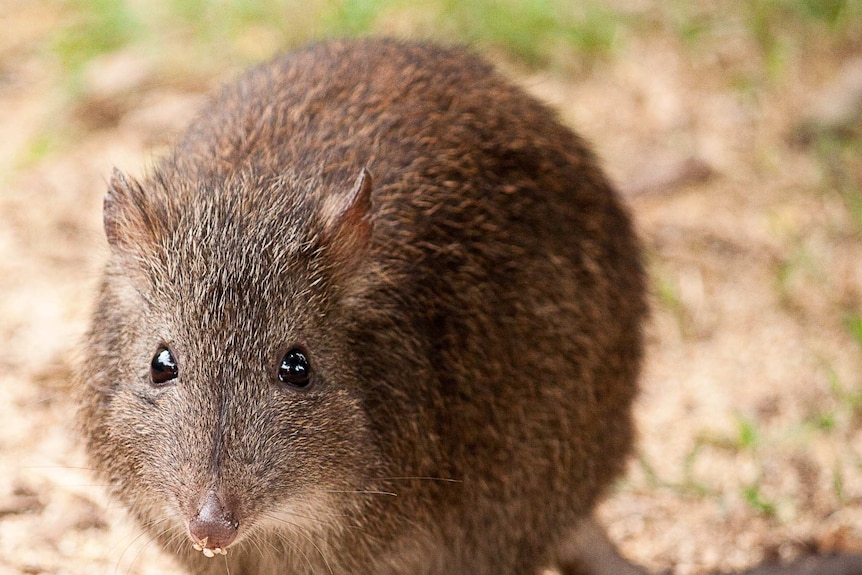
(188, 490, 239, 556)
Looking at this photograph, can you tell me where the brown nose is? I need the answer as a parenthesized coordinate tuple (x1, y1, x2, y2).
(188, 490, 238, 553)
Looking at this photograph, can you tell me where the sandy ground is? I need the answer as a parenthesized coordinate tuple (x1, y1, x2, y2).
(0, 3, 860, 574)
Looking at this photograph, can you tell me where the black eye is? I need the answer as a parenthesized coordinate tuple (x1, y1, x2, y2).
(151, 347, 178, 385)
(278, 349, 311, 389)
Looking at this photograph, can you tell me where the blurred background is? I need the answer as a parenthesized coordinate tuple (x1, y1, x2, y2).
(0, 1, 860, 573)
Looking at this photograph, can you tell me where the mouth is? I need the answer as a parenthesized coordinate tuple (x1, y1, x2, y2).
(191, 535, 230, 558)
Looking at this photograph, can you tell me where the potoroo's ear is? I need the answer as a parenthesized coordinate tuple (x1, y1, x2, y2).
(321, 167, 374, 261)
(103, 168, 160, 254)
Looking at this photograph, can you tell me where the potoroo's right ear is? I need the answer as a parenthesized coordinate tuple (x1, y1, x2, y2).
(103, 168, 160, 254)
(321, 167, 374, 260)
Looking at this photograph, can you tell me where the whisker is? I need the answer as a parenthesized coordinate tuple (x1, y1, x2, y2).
(245, 531, 270, 565)
(285, 521, 334, 575)
(20, 465, 100, 471)
(114, 517, 172, 575)
(267, 529, 318, 574)
(377, 476, 462, 483)
(222, 551, 231, 575)
(23, 393, 71, 408)
(261, 509, 341, 528)
(164, 530, 186, 553)
(317, 489, 397, 497)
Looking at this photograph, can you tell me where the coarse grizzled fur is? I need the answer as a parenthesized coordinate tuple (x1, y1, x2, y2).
(79, 38, 646, 575)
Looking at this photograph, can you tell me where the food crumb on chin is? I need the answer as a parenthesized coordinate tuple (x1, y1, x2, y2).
(191, 537, 227, 557)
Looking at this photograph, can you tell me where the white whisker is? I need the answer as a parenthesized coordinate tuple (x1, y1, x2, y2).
(318, 489, 397, 497)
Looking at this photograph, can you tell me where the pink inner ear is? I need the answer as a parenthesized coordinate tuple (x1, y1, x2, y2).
(339, 167, 373, 228)
(324, 167, 374, 260)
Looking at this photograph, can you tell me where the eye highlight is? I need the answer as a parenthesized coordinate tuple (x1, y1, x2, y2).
(150, 346, 178, 386)
(278, 349, 311, 389)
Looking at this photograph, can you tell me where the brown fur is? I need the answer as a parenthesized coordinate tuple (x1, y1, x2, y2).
(79, 38, 677, 575)
(78, 36, 862, 575)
